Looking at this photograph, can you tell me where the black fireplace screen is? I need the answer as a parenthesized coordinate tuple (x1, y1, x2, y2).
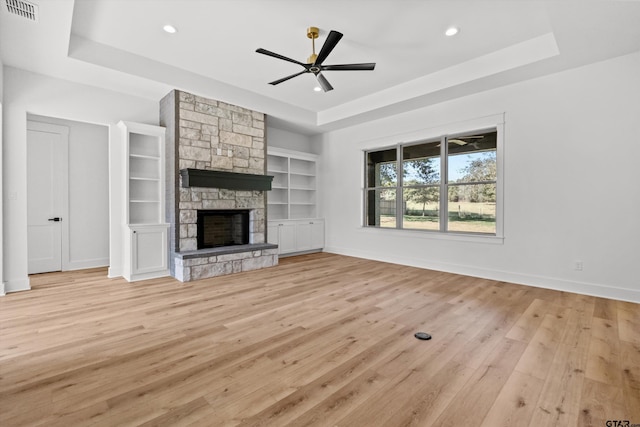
(196, 210, 250, 249)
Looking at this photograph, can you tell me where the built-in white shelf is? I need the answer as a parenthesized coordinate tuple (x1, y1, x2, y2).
(266, 148, 323, 253)
(119, 121, 169, 282)
(267, 148, 318, 221)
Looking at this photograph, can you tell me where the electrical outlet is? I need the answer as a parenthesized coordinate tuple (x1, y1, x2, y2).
(227, 149, 233, 157)
(216, 148, 222, 156)
(574, 261, 583, 271)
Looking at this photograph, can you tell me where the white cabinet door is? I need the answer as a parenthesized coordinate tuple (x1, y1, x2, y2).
(310, 220, 325, 249)
(130, 225, 169, 278)
(267, 223, 279, 245)
(295, 222, 313, 251)
(267, 219, 324, 255)
(277, 223, 297, 254)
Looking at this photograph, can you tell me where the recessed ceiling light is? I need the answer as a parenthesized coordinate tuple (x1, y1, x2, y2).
(313, 86, 322, 92)
(163, 24, 177, 34)
(445, 27, 459, 37)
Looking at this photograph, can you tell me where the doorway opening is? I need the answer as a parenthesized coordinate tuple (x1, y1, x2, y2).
(27, 114, 109, 275)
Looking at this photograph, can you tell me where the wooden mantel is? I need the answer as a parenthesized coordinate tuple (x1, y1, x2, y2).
(179, 169, 273, 191)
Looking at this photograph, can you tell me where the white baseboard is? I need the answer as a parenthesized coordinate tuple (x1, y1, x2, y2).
(4, 277, 31, 294)
(279, 249, 323, 258)
(67, 258, 109, 271)
(125, 269, 171, 282)
(324, 246, 640, 303)
(108, 266, 122, 278)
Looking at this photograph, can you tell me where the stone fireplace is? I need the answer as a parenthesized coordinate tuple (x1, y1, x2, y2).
(160, 90, 278, 282)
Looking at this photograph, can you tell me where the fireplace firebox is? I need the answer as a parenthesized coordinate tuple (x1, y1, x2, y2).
(197, 210, 250, 249)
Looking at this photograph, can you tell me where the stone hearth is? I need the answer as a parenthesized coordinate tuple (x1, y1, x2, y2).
(160, 90, 278, 281)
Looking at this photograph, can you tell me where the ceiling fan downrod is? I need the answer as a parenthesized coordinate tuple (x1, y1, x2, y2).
(307, 26, 319, 64)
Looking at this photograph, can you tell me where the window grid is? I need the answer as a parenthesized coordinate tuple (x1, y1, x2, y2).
(365, 128, 498, 235)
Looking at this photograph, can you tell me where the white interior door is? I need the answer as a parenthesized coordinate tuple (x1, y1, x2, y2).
(27, 121, 69, 274)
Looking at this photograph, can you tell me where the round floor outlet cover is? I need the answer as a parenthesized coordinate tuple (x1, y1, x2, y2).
(414, 332, 432, 340)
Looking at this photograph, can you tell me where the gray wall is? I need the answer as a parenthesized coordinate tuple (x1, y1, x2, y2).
(267, 126, 320, 155)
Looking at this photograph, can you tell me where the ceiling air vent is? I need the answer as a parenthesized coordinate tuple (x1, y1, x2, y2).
(5, 0, 39, 22)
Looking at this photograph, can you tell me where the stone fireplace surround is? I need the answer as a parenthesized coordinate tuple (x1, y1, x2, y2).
(160, 90, 278, 282)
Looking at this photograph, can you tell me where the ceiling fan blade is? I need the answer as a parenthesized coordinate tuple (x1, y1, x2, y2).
(321, 63, 376, 71)
(316, 73, 333, 92)
(448, 139, 468, 146)
(256, 48, 306, 67)
(313, 30, 343, 66)
(269, 70, 308, 86)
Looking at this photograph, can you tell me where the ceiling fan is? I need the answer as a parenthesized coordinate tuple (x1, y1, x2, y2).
(256, 27, 376, 92)
(449, 136, 484, 146)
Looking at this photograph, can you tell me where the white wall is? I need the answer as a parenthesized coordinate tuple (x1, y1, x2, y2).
(1, 62, 4, 295)
(267, 126, 320, 154)
(318, 51, 640, 302)
(2, 67, 158, 292)
(28, 114, 110, 270)
(3, 54, 639, 301)
(0, 61, 4, 101)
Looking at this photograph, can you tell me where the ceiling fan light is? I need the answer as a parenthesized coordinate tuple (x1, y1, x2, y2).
(163, 24, 177, 34)
(445, 27, 459, 37)
(313, 86, 322, 92)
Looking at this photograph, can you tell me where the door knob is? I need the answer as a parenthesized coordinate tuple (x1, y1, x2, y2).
(48, 217, 61, 222)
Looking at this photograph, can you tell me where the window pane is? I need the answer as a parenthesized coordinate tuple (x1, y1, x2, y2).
(403, 141, 440, 185)
(403, 187, 439, 231)
(367, 149, 397, 187)
(448, 131, 497, 183)
(448, 183, 496, 234)
(366, 188, 397, 228)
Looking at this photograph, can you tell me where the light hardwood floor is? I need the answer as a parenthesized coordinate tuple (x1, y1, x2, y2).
(0, 253, 638, 426)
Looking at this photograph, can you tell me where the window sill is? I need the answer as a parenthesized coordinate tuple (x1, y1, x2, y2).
(358, 226, 504, 245)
